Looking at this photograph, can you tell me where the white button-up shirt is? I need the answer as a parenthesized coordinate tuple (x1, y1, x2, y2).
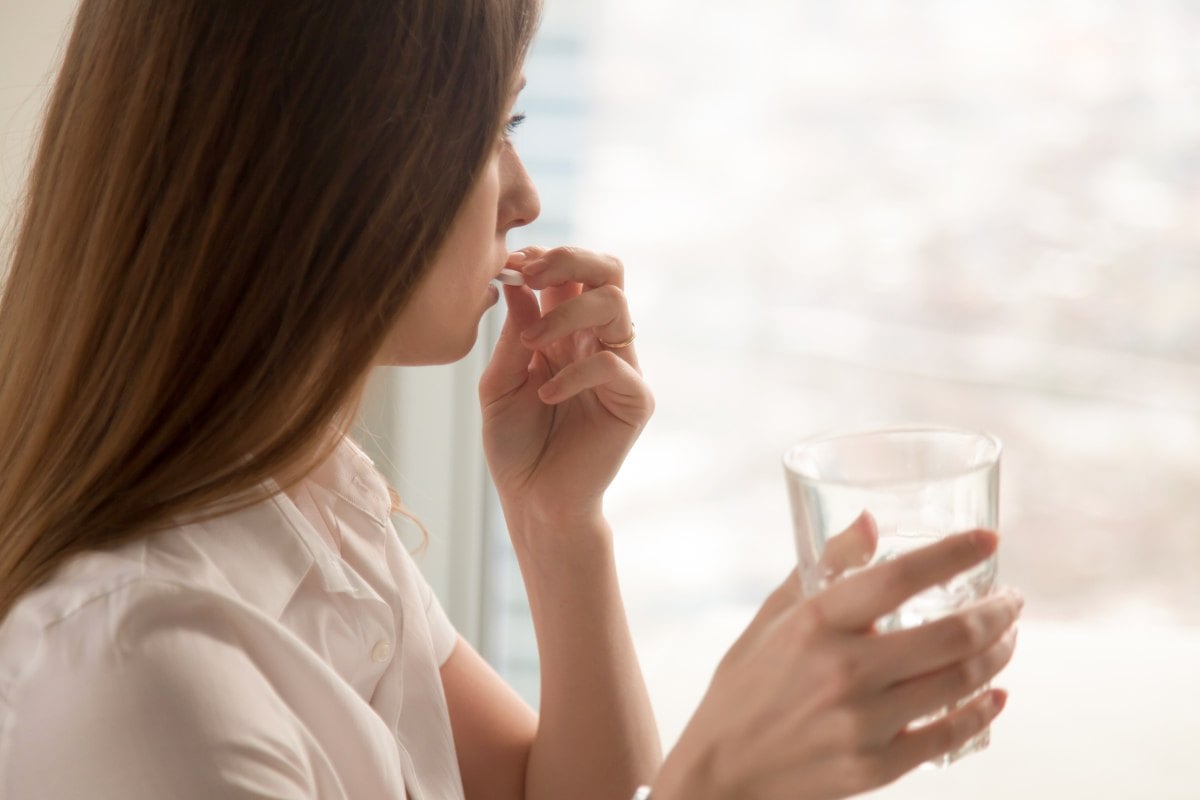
(0, 436, 463, 799)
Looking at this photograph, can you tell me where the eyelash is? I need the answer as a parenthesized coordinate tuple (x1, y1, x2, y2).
(504, 113, 526, 136)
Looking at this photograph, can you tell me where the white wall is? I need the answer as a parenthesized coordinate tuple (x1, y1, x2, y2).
(0, 0, 78, 261)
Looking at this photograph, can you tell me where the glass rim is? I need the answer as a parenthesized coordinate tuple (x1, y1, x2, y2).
(782, 424, 1003, 489)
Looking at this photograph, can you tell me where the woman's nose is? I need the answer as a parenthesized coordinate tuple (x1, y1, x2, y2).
(500, 151, 540, 231)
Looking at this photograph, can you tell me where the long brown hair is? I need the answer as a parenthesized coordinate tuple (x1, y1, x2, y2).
(0, 0, 541, 622)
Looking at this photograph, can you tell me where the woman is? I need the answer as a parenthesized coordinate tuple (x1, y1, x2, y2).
(0, 1, 1022, 798)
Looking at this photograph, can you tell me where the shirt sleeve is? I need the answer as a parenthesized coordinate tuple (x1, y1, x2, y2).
(3, 588, 333, 800)
(391, 516, 460, 667)
(411, 556, 459, 667)
(421, 578, 459, 666)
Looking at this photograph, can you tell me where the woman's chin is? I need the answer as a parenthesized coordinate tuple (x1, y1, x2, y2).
(374, 326, 482, 367)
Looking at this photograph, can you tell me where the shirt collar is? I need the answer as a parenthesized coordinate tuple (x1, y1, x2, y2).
(185, 436, 391, 617)
(298, 435, 392, 527)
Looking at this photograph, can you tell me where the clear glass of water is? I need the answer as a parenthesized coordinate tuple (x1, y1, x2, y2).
(782, 426, 1002, 766)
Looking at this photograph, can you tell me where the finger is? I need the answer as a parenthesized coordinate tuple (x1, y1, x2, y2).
(874, 688, 1007, 780)
(479, 284, 543, 401)
(509, 246, 548, 263)
(520, 246, 625, 290)
(538, 351, 652, 424)
(818, 511, 879, 581)
(520, 284, 634, 355)
(537, 278, 583, 317)
(864, 623, 1017, 746)
(866, 589, 1023, 689)
(815, 530, 998, 632)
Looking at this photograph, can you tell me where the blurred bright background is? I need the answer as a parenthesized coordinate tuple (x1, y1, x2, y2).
(3, 1, 1198, 798)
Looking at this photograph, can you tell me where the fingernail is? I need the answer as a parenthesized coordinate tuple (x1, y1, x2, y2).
(989, 689, 1008, 714)
(507, 250, 528, 264)
(538, 379, 558, 400)
(521, 320, 546, 340)
(522, 259, 549, 276)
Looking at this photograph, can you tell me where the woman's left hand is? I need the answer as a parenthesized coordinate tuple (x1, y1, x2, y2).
(479, 246, 653, 535)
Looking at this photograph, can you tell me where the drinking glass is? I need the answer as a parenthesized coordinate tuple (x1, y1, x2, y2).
(783, 426, 1001, 765)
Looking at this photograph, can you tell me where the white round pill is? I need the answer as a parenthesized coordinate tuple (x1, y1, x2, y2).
(494, 268, 525, 286)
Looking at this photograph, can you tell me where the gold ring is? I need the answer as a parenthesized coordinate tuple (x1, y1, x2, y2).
(598, 325, 636, 349)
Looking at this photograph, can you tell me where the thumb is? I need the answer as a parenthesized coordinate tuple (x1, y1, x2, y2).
(481, 283, 543, 397)
(818, 510, 879, 580)
(738, 514, 878, 645)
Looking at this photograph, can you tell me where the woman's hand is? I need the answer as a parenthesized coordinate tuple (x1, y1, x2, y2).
(654, 523, 1022, 800)
(479, 246, 652, 533)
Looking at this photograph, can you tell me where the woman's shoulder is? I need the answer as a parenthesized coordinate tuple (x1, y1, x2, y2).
(0, 490, 322, 692)
(0, 519, 403, 800)
(0, 544, 151, 674)
(0, 564, 334, 800)
(0, 556, 233, 691)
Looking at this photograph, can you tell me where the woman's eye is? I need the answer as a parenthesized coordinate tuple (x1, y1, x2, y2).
(504, 112, 526, 137)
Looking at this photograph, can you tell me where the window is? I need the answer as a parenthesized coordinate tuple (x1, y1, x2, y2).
(472, 2, 1200, 798)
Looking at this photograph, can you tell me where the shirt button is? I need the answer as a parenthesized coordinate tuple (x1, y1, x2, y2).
(371, 640, 393, 663)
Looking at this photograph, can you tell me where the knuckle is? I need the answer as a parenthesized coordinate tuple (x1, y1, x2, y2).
(594, 349, 624, 370)
(791, 601, 826, 640)
(944, 613, 986, 652)
(948, 658, 982, 696)
(541, 245, 573, 267)
(815, 651, 859, 700)
(595, 283, 625, 304)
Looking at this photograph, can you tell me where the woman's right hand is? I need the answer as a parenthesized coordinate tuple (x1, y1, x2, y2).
(653, 523, 1022, 800)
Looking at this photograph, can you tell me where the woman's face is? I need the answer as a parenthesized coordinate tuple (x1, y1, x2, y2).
(375, 77, 539, 366)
